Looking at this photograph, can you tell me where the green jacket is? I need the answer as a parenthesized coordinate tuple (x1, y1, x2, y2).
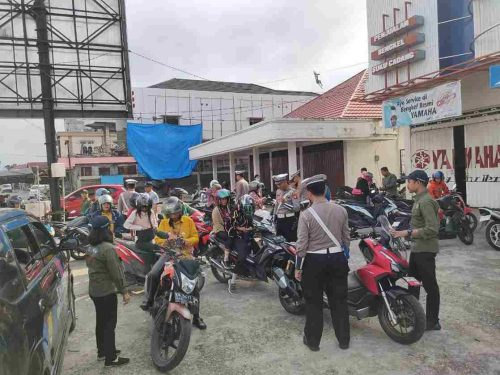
(382, 173, 398, 196)
(85, 241, 126, 297)
(410, 190, 440, 253)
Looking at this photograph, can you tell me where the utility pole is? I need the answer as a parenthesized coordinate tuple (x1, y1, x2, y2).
(33, 0, 62, 219)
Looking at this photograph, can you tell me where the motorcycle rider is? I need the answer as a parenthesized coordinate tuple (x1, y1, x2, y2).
(380, 167, 399, 197)
(227, 194, 256, 293)
(428, 171, 449, 199)
(142, 197, 207, 329)
(117, 179, 137, 216)
(6, 195, 23, 209)
(87, 188, 110, 216)
(248, 180, 264, 209)
(273, 173, 300, 241)
(207, 180, 222, 208)
(391, 169, 441, 331)
(355, 171, 371, 203)
(123, 193, 158, 269)
(234, 170, 249, 202)
(211, 189, 233, 268)
(91, 194, 125, 237)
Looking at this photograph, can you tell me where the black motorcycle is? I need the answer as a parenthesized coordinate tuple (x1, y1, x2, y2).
(479, 207, 500, 251)
(206, 220, 292, 292)
(436, 195, 474, 245)
(51, 216, 90, 260)
(147, 243, 205, 373)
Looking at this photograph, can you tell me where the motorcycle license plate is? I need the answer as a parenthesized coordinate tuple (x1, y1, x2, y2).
(480, 215, 491, 222)
(404, 277, 421, 287)
(174, 292, 197, 304)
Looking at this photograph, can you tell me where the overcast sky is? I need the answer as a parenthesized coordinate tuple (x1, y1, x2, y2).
(0, 0, 368, 167)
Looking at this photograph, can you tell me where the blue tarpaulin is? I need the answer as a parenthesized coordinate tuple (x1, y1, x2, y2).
(127, 122, 202, 179)
(101, 175, 124, 185)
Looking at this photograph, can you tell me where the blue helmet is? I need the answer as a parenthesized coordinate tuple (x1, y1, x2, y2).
(96, 188, 110, 197)
(432, 171, 444, 180)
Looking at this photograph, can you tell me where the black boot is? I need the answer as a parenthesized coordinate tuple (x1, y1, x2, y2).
(192, 316, 207, 330)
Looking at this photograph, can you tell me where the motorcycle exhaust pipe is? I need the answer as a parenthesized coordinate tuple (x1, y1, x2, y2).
(208, 257, 226, 273)
(272, 267, 299, 298)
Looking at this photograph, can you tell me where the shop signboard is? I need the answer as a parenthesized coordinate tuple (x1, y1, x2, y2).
(382, 81, 462, 128)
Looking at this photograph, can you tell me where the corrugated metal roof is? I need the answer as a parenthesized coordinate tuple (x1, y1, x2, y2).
(285, 70, 382, 119)
(149, 78, 318, 97)
(58, 156, 136, 169)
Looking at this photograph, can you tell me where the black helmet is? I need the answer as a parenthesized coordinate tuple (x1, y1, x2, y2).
(135, 193, 153, 210)
(170, 188, 188, 199)
(7, 195, 22, 208)
(129, 192, 141, 209)
(162, 196, 183, 216)
(238, 194, 255, 219)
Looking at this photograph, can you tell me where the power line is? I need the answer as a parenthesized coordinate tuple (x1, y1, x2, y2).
(128, 49, 211, 81)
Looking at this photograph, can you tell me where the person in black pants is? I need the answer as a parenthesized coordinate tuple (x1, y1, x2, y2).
(86, 216, 130, 367)
(391, 169, 441, 331)
(294, 174, 351, 351)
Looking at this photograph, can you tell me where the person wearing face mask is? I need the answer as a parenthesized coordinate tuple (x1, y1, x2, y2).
(141, 197, 207, 330)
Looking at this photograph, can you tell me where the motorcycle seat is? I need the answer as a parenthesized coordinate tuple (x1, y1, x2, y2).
(347, 272, 363, 290)
(176, 259, 200, 279)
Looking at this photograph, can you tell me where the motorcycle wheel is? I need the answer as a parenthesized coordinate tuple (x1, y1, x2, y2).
(151, 310, 192, 373)
(486, 221, 500, 251)
(70, 249, 86, 260)
(377, 294, 425, 345)
(207, 245, 232, 284)
(457, 220, 474, 245)
(466, 213, 478, 232)
(278, 288, 305, 315)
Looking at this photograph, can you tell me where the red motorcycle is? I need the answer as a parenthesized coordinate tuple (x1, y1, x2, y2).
(190, 209, 213, 258)
(438, 191, 477, 232)
(278, 216, 426, 345)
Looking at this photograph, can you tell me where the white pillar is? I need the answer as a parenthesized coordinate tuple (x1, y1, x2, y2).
(400, 127, 412, 175)
(252, 147, 260, 179)
(212, 156, 218, 181)
(229, 152, 235, 191)
(299, 145, 304, 177)
(269, 151, 273, 192)
(288, 141, 298, 176)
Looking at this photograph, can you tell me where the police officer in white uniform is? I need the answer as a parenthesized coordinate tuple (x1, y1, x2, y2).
(273, 173, 300, 241)
(295, 174, 351, 351)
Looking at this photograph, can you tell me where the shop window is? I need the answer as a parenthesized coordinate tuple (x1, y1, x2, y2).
(99, 167, 111, 176)
(249, 117, 263, 126)
(80, 166, 92, 176)
(162, 115, 180, 125)
(118, 165, 137, 175)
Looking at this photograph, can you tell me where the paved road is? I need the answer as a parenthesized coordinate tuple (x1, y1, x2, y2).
(63, 229, 500, 375)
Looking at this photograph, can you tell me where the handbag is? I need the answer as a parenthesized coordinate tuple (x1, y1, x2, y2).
(308, 207, 350, 259)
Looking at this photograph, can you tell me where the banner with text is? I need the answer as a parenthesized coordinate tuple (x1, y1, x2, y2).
(383, 81, 462, 128)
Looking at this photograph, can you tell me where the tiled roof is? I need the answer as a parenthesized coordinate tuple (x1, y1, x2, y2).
(149, 78, 318, 97)
(58, 156, 136, 169)
(285, 70, 381, 119)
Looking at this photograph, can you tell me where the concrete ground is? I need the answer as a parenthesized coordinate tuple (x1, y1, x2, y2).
(63, 227, 500, 375)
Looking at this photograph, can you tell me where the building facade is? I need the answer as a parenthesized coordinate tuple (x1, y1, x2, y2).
(364, 0, 500, 207)
(132, 78, 318, 141)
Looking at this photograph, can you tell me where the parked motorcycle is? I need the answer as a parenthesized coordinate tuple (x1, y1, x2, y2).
(146, 241, 204, 373)
(479, 207, 500, 251)
(278, 216, 426, 345)
(436, 194, 474, 245)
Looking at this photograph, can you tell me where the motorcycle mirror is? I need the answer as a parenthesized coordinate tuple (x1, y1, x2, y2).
(155, 231, 169, 239)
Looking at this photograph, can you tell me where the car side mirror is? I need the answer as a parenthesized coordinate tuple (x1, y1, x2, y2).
(59, 238, 78, 251)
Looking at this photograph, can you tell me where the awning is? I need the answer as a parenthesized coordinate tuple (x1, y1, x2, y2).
(189, 118, 396, 160)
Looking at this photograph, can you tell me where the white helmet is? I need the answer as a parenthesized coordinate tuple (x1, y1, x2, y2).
(210, 179, 219, 188)
(98, 194, 113, 208)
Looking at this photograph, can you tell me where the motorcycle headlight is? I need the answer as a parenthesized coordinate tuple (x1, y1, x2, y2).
(180, 273, 197, 295)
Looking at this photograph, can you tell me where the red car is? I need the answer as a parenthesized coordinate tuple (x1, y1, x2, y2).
(63, 184, 125, 219)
